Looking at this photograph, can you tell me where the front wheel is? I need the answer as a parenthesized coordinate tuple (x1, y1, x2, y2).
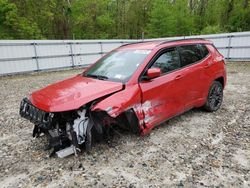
(204, 81, 223, 112)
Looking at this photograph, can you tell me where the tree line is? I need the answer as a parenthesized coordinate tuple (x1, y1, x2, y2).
(0, 0, 249, 39)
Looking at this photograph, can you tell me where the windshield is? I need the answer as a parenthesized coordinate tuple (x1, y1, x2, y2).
(84, 49, 151, 82)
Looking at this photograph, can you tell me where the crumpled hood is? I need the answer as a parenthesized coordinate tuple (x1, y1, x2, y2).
(30, 75, 123, 112)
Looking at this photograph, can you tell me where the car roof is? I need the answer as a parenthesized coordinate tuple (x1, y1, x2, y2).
(118, 38, 212, 50)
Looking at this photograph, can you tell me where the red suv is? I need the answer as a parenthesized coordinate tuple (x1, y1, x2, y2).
(20, 39, 226, 157)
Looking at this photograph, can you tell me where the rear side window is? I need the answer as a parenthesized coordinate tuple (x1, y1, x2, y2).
(151, 48, 180, 74)
(178, 44, 204, 67)
(198, 44, 209, 57)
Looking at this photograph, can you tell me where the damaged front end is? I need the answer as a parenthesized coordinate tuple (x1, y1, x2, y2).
(20, 97, 141, 158)
(20, 98, 98, 157)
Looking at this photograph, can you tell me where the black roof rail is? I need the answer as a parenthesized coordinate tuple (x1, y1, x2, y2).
(119, 39, 164, 47)
(156, 38, 207, 46)
(119, 38, 208, 48)
(120, 39, 170, 47)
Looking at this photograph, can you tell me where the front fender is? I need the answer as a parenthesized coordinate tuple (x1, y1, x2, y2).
(91, 85, 142, 118)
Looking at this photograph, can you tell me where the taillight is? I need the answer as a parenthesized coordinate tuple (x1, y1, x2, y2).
(214, 56, 224, 63)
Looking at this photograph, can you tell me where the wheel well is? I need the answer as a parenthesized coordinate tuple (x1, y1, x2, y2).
(215, 77, 224, 88)
(117, 109, 140, 134)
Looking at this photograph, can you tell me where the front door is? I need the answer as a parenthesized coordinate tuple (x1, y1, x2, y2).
(139, 48, 187, 132)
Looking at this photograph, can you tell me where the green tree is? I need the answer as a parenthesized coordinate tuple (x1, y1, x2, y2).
(71, 0, 114, 39)
(126, 0, 152, 39)
(0, 0, 42, 39)
(0, 0, 250, 39)
(226, 0, 250, 31)
(147, 0, 195, 38)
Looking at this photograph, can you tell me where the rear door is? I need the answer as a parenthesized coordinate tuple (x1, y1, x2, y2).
(177, 44, 211, 109)
(139, 47, 186, 131)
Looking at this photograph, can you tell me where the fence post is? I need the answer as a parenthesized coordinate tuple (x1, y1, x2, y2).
(227, 35, 233, 60)
(33, 42, 39, 71)
(69, 42, 75, 67)
(99, 41, 103, 56)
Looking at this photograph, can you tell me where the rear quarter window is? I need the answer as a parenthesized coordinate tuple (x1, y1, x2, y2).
(178, 44, 208, 67)
(198, 44, 210, 57)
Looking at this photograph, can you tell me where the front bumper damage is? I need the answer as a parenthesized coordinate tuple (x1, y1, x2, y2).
(20, 98, 93, 157)
(20, 98, 54, 130)
(20, 91, 142, 158)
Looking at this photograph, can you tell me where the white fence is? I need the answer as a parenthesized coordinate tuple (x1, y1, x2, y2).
(0, 31, 250, 75)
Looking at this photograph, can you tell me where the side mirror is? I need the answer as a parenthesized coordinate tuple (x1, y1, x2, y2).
(146, 68, 161, 79)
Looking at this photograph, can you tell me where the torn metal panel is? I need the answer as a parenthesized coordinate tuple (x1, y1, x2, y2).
(133, 100, 165, 135)
(91, 85, 142, 118)
(91, 85, 146, 132)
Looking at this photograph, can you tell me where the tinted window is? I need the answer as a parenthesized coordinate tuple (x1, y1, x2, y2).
(198, 44, 209, 57)
(178, 45, 203, 67)
(151, 49, 180, 74)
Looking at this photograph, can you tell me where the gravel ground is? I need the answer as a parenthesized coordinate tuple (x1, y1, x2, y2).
(0, 62, 249, 188)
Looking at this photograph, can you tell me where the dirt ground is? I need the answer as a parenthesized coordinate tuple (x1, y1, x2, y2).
(0, 62, 249, 188)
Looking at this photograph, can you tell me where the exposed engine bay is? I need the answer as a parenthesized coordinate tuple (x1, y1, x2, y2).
(20, 97, 140, 158)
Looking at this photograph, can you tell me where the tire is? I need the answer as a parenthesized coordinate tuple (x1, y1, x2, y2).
(204, 81, 223, 112)
(85, 120, 93, 151)
(85, 119, 104, 151)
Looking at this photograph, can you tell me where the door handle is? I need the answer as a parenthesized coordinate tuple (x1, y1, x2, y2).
(175, 75, 182, 80)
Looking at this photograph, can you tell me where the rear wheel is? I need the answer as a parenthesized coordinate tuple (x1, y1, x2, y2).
(204, 81, 223, 112)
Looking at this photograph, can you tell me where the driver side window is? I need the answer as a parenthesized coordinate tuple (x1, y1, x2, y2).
(151, 49, 180, 75)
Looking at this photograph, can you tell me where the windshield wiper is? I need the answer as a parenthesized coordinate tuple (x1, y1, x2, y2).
(85, 74, 109, 80)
